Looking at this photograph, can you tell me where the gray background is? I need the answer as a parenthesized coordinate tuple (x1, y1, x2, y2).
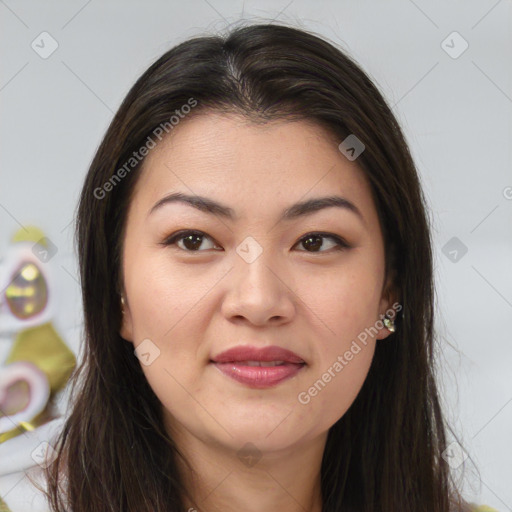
(1, 0, 511, 509)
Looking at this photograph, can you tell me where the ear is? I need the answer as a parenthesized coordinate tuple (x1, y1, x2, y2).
(375, 272, 400, 341)
(119, 296, 134, 343)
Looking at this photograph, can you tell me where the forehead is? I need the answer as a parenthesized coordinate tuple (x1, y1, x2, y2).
(130, 112, 375, 222)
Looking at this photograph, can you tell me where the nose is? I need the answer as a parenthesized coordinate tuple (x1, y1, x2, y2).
(221, 251, 296, 327)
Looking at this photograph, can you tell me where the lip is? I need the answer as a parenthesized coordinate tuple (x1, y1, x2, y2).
(210, 345, 306, 389)
(211, 345, 305, 364)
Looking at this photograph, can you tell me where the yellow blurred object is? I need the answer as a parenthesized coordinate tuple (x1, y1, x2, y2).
(0, 495, 12, 511)
(0, 408, 52, 444)
(5, 322, 76, 394)
(10, 226, 47, 246)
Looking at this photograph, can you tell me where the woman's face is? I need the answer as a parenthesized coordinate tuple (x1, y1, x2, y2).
(120, 112, 394, 454)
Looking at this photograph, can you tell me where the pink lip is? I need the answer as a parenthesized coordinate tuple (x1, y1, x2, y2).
(210, 345, 306, 389)
(211, 345, 305, 364)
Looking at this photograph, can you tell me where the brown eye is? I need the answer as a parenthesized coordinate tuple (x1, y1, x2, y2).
(5, 262, 48, 319)
(162, 230, 220, 252)
(161, 230, 350, 254)
(295, 233, 350, 253)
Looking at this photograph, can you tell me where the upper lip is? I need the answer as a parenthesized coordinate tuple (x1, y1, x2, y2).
(211, 345, 305, 364)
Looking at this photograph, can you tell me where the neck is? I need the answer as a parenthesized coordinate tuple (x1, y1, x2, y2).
(173, 429, 327, 512)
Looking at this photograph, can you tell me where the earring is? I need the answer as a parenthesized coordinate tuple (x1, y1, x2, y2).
(383, 313, 396, 333)
(120, 295, 126, 314)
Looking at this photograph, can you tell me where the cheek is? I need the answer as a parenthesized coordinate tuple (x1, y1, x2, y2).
(290, 255, 381, 420)
(125, 250, 214, 343)
(296, 336, 376, 431)
(300, 344, 374, 429)
(126, 255, 214, 403)
(293, 255, 384, 348)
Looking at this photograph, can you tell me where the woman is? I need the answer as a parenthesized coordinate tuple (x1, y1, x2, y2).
(40, 22, 496, 512)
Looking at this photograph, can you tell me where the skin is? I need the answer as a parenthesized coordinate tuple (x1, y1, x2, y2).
(120, 112, 396, 512)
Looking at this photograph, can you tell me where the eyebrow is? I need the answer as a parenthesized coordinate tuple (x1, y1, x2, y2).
(148, 192, 365, 225)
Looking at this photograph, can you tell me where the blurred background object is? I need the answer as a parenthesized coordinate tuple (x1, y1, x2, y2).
(0, 227, 76, 512)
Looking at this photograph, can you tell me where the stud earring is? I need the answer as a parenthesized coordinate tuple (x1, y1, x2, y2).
(383, 313, 396, 333)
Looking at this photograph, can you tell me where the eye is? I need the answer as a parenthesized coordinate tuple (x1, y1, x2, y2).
(161, 230, 351, 253)
(161, 230, 220, 252)
(294, 232, 351, 253)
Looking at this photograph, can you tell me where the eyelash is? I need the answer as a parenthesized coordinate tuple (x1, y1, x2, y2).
(160, 229, 351, 254)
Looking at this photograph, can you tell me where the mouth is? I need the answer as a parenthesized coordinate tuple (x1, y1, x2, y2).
(210, 345, 306, 389)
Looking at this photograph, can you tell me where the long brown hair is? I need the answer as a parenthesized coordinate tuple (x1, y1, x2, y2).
(44, 22, 473, 511)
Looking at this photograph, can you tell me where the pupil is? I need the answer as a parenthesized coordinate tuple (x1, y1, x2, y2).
(304, 235, 322, 251)
(184, 234, 202, 250)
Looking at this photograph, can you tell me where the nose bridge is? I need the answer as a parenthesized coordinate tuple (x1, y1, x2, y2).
(222, 235, 295, 324)
(234, 236, 282, 296)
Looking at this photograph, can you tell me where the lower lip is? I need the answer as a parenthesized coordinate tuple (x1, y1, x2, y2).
(211, 362, 305, 389)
